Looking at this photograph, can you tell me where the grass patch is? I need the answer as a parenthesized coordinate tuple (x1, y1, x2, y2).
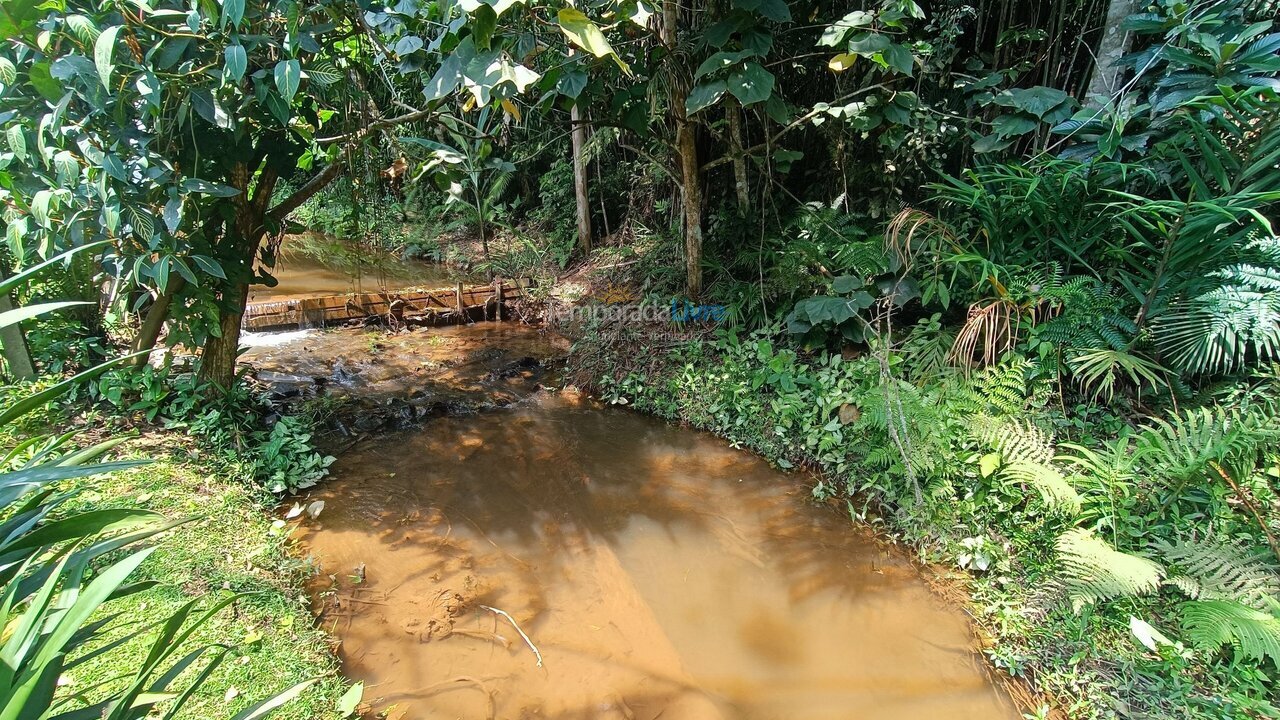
(59, 437, 346, 720)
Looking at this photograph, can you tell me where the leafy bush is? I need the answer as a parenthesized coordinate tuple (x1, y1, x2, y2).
(88, 364, 334, 495)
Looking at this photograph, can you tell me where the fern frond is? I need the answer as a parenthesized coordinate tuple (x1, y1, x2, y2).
(1134, 405, 1280, 483)
(1160, 539, 1280, 610)
(1055, 529, 1165, 611)
(1180, 600, 1280, 669)
(1155, 265, 1280, 375)
(1003, 461, 1082, 514)
(972, 357, 1031, 415)
(974, 417, 1053, 465)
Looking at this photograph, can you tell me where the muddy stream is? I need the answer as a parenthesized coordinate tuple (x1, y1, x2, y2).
(251, 321, 1019, 720)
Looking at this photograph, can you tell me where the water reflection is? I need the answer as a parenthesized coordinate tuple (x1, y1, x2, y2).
(294, 393, 1016, 720)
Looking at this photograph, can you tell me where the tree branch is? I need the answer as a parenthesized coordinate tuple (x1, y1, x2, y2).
(267, 160, 348, 220)
(270, 105, 442, 219)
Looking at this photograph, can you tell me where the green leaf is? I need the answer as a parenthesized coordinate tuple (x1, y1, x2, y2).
(6, 126, 26, 161)
(725, 61, 774, 106)
(223, 44, 246, 84)
(0, 302, 88, 330)
(163, 196, 182, 234)
(818, 10, 874, 47)
(0, 57, 16, 85)
(307, 62, 343, 86)
(740, 0, 790, 22)
(471, 6, 497, 50)
(154, 256, 170, 293)
(832, 275, 862, 294)
(423, 53, 461, 101)
(191, 255, 226, 280)
(94, 26, 121, 88)
(273, 59, 301, 104)
(181, 178, 240, 197)
(685, 79, 727, 115)
(228, 679, 318, 720)
(556, 68, 587, 98)
(695, 50, 753, 79)
(66, 14, 100, 45)
(28, 62, 62, 102)
(847, 32, 890, 55)
(993, 86, 1071, 119)
(880, 43, 914, 76)
(221, 0, 245, 29)
(557, 8, 629, 75)
(991, 113, 1038, 138)
(394, 36, 424, 55)
(101, 154, 126, 181)
(979, 452, 1001, 478)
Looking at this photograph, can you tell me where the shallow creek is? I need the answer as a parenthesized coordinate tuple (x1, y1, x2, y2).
(282, 337, 1018, 719)
(247, 238, 461, 303)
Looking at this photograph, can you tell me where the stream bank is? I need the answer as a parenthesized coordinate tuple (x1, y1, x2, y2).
(247, 319, 1024, 720)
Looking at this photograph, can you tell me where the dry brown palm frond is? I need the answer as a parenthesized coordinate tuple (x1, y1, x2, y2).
(885, 207, 959, 271)
(948, 298, 1024, 368)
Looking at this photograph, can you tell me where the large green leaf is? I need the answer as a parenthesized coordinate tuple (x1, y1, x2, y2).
(726, 62, 774, 106)
(819, 10, 880, 47)
(685, 80, 727, 115)
(94, 26, 121, 88)
(273, 59, 300, 104)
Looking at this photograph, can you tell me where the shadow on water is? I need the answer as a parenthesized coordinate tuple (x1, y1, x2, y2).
(291, 391, 1019, 720)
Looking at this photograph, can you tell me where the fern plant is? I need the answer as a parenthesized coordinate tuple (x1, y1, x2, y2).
(972, 417, 1082, 513)
(1155, 237, 1280, 375)
(1161, 539, 1280, 610)
(1054, 528, 1166, 612)
(1114, 87, 1280, 376)
(1133, 405, 1280, 486)
(1179, 600, 1280, 670)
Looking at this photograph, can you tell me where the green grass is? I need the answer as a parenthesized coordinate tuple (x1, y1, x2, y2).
(59, 440, 348, 720)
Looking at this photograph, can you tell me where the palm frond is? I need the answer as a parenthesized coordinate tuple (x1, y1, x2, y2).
(1067, 348, 1172, 401)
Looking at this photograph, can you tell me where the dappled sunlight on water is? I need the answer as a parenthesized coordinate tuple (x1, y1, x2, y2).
(294, 393, 1016, 720)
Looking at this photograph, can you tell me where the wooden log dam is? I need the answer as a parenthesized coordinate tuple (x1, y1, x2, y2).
(242, 279, 528, 332)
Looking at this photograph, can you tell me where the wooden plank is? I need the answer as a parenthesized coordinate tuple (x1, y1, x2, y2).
(242, 279, 530, 331)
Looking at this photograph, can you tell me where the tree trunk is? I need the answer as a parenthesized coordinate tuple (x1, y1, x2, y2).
(131, 275, 186, 366)
(0, 291, 36, 381)
(197, 281, 248, 389)
(727, 96, 749, 213)
(1084, 0, 1141, 105)
(571, 101, 593, 253)
(677, 121, 704, 298)
(198, 159, 277, 390)
(663, 0, 703, 298)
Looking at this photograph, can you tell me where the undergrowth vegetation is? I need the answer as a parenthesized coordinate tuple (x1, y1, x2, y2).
(1, 0, 1278, 716)
(574, 325, 1280, 718)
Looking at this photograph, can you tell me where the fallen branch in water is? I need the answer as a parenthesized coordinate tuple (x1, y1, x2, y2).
(479, 604, 543, 667)
(414, 676, 496, 720)
(446, 628, 512, 649)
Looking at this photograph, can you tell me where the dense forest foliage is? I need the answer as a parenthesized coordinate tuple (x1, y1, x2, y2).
(1, 0, 1280, 717)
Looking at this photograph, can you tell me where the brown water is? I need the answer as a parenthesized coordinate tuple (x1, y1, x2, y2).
(293, 392, 1017, 720)
(248, 241, 459, 303)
